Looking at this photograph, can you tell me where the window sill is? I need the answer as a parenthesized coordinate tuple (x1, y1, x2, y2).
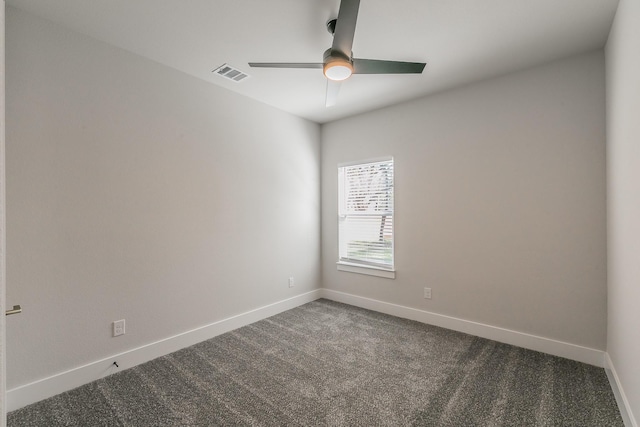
(336, 262, 396, 279)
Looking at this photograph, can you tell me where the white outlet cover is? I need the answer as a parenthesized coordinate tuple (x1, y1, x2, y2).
(113, 319, 125, 337)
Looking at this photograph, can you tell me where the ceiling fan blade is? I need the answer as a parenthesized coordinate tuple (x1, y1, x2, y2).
(353, 58, 426, 74)
(332, 0, 360, 57)
(325, 80, 342, 107)
(248, 62, 323, 69)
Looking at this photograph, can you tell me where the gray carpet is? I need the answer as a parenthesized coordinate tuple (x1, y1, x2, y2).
(8, 299, 623, 426)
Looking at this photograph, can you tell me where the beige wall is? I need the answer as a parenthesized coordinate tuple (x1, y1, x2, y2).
(606, 0, 640, 422)
(5, 7, 320, 389)
(322, 51, 607, 350)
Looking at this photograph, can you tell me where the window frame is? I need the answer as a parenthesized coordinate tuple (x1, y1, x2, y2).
(336, 157, 395, 279)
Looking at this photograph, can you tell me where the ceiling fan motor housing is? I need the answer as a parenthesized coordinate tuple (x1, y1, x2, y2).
(323, 48, 352, 64)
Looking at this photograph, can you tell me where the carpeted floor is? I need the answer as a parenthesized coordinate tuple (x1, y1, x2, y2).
(8, 299, 623, 426)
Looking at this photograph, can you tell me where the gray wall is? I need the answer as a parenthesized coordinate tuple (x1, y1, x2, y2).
(5, 7, 321, 389)
(322, 51, 607, 350)
(606, 0, 640, 421)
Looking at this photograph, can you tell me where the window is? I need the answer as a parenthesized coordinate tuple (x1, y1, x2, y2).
(338, 158, 394, 277)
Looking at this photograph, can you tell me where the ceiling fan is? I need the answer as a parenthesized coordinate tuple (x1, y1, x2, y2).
(248, 0, 426, 107)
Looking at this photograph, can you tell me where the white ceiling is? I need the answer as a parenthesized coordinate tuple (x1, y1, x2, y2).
(7, 0, 619, 123)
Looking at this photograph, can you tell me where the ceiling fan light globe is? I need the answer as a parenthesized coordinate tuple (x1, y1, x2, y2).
(323, 61, 353, 81)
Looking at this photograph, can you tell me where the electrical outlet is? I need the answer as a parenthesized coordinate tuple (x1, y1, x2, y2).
(288, 277, 295, 288)
(113, 319, 125, 337)
(424, 287, 432, 299)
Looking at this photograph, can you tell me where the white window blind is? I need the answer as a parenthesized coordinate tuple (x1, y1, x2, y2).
(338, 158, 394, 270)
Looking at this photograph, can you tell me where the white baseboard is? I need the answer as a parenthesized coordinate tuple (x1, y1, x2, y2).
(7, 288, 614, 414)
(7, 290, 322, 412)
(320, 289, 606, 367)
(605, 353, 637, 427)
